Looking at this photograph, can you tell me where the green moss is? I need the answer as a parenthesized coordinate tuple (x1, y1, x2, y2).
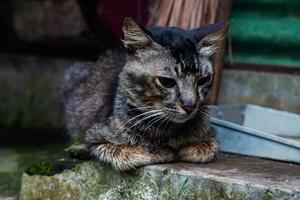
(25, 161, 57, 176)
(73, 138, 82, 145)
(216, 187, 231, 200)
(178, 186, 204, 200)
(263, 190, 273, 200)
(65, 143, 90, 159)
(209, 186, 251, 200)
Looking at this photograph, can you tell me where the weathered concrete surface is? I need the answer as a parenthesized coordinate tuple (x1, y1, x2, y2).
(19, 154, 300, 200)
(219, 70, 300, 114)
(0, 143, 67, 199)
(0, 196, 16, 200)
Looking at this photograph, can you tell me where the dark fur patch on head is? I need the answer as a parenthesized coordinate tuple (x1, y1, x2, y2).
(147, 22, 228, 75)
(149, 27, 200, 74)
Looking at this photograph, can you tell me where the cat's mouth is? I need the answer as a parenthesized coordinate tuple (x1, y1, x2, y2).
(165, 107, 198, 123)
(164, 101, 201, 123)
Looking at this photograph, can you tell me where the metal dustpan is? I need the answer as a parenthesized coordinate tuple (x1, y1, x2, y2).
(210, 104, 300, 163)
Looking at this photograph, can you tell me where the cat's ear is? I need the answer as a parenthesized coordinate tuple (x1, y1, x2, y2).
(192, 22, 229, 57)
(122, 17, 161, 54)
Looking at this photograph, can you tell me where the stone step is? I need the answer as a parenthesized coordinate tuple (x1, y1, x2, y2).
(19, 154, 300, 200)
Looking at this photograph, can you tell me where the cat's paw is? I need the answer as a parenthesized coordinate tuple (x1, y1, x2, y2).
(149, 145, 177, 163)
(178, 138, 218, 163)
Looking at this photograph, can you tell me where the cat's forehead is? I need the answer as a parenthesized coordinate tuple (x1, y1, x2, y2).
(149, 27, 213, 76)
(153, 50, 213, 77)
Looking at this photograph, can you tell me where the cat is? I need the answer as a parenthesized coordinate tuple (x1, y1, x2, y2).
(62, 17, 227, 171)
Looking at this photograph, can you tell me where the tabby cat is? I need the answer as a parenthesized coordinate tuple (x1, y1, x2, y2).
(62, 17, 227, 171)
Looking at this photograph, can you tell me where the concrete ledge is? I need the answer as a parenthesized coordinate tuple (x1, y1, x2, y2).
(19, 154, 300, 200)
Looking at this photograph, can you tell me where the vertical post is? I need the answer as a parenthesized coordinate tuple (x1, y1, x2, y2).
(209, 0, 233, 104)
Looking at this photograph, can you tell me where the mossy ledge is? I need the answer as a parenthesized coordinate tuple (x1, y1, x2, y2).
(25, 161, 57, 176)
(19, 157, 300, 200)
(25, 159, 82, 177)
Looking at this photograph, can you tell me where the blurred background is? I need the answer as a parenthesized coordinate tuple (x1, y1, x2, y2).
(0, 0, 300, 199)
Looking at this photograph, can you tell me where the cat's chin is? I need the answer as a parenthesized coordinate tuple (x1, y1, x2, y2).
(169, 113, 195, 124)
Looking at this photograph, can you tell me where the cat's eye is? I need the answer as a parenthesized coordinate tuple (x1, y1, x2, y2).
(197, 75, 212, 86)
(157, 76, 177, 88)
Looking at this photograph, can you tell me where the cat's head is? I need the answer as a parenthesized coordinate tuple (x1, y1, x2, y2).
(120, 17, 227, 123)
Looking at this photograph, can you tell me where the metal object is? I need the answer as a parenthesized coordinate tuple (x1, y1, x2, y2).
(210, 104, 300, 163)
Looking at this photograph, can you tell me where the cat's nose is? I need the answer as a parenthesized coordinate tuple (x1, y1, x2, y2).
(182, 103, 197, 114)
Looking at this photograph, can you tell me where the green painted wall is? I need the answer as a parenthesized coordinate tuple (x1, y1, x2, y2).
(227, 0, 300, 67)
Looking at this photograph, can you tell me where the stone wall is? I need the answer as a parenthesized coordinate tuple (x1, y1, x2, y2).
(219, 70, 300, 114)
(0, 54, 75, 136)
(13, 1, 87, 41)
(0, 0, 111, 59)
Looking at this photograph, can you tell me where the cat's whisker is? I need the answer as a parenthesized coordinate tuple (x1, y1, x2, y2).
(161, 113, 174, 130)
(201, 104, 216, 111)
(205, 104, 216, 109)
(198, 110, 206, 116)
(204, 105, 218, 115)
(124, 90, 138, 98)
(200, 110, 209, 116)
(125, 111, 164, 133)
(158, 112, 174, 131)
(120, 109, 163, 132)
(150, 115, 166, 139)
(144, 113, 165, 131)
(144, 115, 161, 130)
(163, 108, 181, 113)
(127, 106, 157, 112)
(197, 109, 209, 119)
(157, 114, 170, 130)
(199, 107, 209, 114)
(118, 88, 137, 93)
(116, 110, 162, 134)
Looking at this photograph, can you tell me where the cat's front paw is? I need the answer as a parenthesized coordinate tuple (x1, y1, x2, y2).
(148, 145, 177, 163)
(178, 138, 218, 163)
